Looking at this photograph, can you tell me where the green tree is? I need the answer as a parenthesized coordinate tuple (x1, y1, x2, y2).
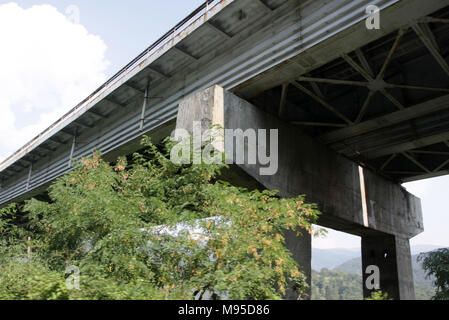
(365, 290, 390, 300)
(0, 137, 321, 300)
(418, 248, 449, 300)
(311, 269, 363, 300)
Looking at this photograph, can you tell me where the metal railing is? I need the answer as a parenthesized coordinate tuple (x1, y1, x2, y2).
(0, 0, 221, 172)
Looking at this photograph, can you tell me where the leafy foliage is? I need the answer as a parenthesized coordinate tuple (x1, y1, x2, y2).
(0, 137, 321, 300)
(418, 248, 449, 300)
(365, 290, 390, 300)
(311, 269, 362, 300)
(312, 261, 435, 300)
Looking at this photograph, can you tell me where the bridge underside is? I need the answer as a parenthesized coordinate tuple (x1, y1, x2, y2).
(236, 4, 449, 184)
(0, 0, 448, 300)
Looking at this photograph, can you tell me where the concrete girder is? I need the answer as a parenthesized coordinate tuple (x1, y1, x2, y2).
(147, 67, 170, 80)
(309, 81, 325, 100)
(36, 144, 57, 152)
(87, 110, 108, 119)
(291, 121, 346, 128)
(361, 131, 449, 160)
(356, 91, 377, 124)
(295, 76, 449, 93)
(318, 94, 449, 145)
(410, 150, 449, 156)
(401, 151, 431, 174)
(401, 169, 449, 183)
(412, 22, 449, 77)
(341, 52, 405, 110)
(434, 157, 449, 172)
(379, 153, 397, 171)
(355, 48, 374, 78)
(124, 82, 145, 95)
(204, 22, 232, 40)
(254, 0, 273, 13)
(172, 46, 199, 62)
(291, 81, 353, 124)
(104, 97, 127, 109)
(423, 16, 449, 24)
(48, 137, 66, 146)
(72, 120, 93, 130)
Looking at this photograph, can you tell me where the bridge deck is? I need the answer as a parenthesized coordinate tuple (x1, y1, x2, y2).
(1, 0, 449, 205)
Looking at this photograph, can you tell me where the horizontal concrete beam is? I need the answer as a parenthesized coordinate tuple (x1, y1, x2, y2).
(319, 94, 449, 145)
(176, 85, 423, 238)
(401, 170, 449, 183)
(361, 131, 449, 159)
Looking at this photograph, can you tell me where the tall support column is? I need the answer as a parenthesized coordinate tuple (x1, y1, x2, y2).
(394, 236, 415, 300)
(362, 233, 415, 300)
(284, 230, 311, 300)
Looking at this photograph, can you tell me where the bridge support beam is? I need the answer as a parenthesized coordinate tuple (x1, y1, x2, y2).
(284, 229, 312, 299)
(175, 85, 423, 300)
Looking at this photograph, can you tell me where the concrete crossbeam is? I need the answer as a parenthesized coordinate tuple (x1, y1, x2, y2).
(319, 94, 449, 145)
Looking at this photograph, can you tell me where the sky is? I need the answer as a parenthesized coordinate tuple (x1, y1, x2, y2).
(0, 1, 447, 250)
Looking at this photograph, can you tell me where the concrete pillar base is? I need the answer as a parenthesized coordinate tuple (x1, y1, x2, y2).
(284, 230, 312, 300)
(362, 233, 415, 300)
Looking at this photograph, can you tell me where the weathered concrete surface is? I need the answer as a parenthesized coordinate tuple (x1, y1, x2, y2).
(362, 233, 415, 300)
(284, 230, 311, 300)
(176, 85, 423, 299)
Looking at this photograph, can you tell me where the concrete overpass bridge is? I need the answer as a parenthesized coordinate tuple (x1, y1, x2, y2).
(2, 0, 449, 299)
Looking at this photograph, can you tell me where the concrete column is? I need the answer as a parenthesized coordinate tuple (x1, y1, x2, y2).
(362, 233, 415, 300)
(395, 236, 415, 300)
(284, 230, 311, 300)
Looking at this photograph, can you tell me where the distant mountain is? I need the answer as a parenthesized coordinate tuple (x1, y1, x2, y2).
(333, 254, 434, 286)
(312, 248, 359, 271)
(331, 252, 437, 299)
(311, 247, 443, 300)
(311, 245, 446, 300)
(411, 244, 443, 255)
(333, 257, 361, 274)
(312, 245, 445, 271)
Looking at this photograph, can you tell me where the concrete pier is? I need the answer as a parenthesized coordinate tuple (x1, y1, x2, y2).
(362, 233, 415, 299)
(175, 85, 423, 300)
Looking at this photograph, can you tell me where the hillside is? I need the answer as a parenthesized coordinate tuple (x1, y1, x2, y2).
(334, 253, 435, 287)
(312, 248, 360, 271)
(311, 245, 442, 271)
(311, 246, 442, 300)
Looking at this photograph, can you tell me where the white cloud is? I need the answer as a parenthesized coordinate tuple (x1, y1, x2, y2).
(0, 2, 109, 162)
(312, 226, 360, 249)
(402, 180, 432, 199)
